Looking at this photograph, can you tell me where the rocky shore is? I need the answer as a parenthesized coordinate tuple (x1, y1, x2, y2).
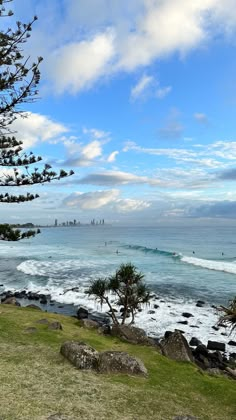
(1, 288, 236, 379)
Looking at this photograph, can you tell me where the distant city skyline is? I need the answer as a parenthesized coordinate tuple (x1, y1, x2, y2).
(1, 1, 236, 225)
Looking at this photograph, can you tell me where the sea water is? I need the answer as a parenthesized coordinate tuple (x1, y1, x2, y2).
(0, 225, 235, 349)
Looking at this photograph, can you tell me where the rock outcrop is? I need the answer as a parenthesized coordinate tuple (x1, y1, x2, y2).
(160, 331, 194, 362)
(98, 351, 147, 376)
(60, 341, 148, 376)
(60, 341, 99, 370)
(111, 324, 156, 346)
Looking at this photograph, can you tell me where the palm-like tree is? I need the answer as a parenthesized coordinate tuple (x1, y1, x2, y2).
(218, 297, 236, 333)
(87, 263, 151, 325)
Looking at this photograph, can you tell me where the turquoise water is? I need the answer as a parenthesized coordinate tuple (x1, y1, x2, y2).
(0, 225, 235, 344)
(0, 225, 235, 303)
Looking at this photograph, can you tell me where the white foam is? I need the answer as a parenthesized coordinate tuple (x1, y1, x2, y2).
(181, 255, 236, 275)
(14, 259, 235, 353)
(8, 279, 234, 353)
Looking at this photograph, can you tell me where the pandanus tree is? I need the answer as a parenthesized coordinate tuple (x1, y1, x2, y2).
(218, 297, 236, 333)
(0, 0, 73, 240)
(87, 263, 151, 325)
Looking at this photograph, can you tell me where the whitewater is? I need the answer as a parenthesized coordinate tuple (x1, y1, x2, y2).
(0, 225, 235, 351)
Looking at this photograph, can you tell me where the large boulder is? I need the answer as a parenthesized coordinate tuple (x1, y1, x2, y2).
(161, 331, 194, 362)
(2, 297, 20, 306)
(48, 321, 63, 330)
(207, 341, 225, 352)
(98, 351, 147, 376)
(26, 304, 42, 310)
(60, 341, 99, 370)
(77, 306, 89, 320)
(111, 324, 155, 346)
(80, 319, 100, 329)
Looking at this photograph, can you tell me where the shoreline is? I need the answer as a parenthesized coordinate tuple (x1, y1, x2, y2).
(1, 288, 236, 356)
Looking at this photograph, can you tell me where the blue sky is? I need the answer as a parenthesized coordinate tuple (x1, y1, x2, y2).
(2, 0, 236, 225)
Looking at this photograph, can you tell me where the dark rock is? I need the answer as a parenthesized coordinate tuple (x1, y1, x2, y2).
(196, 300, 205, 307)
(178, 320, 188, 325)
(137, 308, 142, 312)
(48, 322, 63, 330)
(111, 325, 155, 346)
(36, 319, 49, 325)
(27, 292, 40, 300)
(60, 341, 99, 370)
(207, 341, 226, 352)
(194, 344, 209, 358)
(77, 306, 89, 319)
(154, 304, 159, 309)
(15, 291, 27, 299)
(98, 351, 147, 376)
(189, 337, 202, 347)
(24, 327, 37, 333)
(189, 325, 199, 329)
(26, 304, 42, 310)
(228, 340, 236, 346)
(58, 305, 64, 308)
(164, 331, 173, 339)
(160, 331, 194, 362)
(80, 319, 100, 329)
(182, 312, 194, 318)
(147, 310, 156, 314)
(40, 297, 47, 304)
(212, 325, 219, 331)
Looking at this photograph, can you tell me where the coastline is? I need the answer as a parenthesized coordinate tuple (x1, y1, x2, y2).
(1, 288, 235, 356)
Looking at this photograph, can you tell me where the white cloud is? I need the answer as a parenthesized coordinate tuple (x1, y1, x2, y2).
(63, 189, 119, 209)
(82, 127, 111, 140)
(130, 75, 154, 100)
(114, 198, 150, 212)
(21, 0, 236, 94)
(63, 189, 150, 213)
(81, 141, 103, 160)
(117, 0, 213, 70)
(12, 112, 68, 149)
(107, 151, 119, 162)
(156, 85, 172, 99)
(46, 31, 115, 94)
(63, 127, 111, 167)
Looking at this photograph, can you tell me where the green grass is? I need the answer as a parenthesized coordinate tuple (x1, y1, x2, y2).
(0, 305, 235, 420)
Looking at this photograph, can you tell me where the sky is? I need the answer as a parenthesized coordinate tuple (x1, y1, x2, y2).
(2, 0, 236, 226)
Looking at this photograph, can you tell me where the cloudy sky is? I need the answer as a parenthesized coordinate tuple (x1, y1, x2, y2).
(2, 0, 236, 225)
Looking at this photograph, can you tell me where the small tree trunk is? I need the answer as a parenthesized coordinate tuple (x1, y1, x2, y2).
(105, 297, 119, 325)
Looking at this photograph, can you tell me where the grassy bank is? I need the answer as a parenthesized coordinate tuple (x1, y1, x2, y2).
(0, 305, 235, 420)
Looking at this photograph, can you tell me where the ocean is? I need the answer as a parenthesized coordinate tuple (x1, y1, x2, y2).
(0, 225, 235, 350)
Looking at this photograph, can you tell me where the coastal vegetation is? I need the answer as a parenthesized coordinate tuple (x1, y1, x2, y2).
(0, 0, 73, 241)
(0, 304, 235, 420)
(87, 263, 151, 325)
(218, 297, 236, 333)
